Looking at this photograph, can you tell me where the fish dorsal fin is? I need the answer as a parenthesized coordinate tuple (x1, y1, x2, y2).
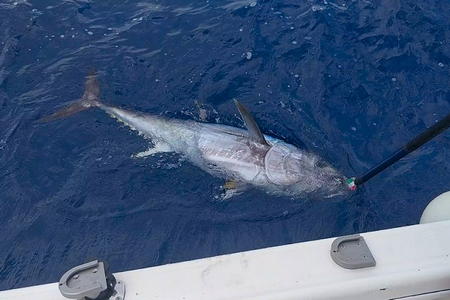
(234, 99, 269, 146)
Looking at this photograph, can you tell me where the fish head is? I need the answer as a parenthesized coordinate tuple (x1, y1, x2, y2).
(265, 143, 347, 196)
(310, 158, 348, 195)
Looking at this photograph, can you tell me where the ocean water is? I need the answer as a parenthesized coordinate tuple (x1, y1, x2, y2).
(0, 0, 449, 290)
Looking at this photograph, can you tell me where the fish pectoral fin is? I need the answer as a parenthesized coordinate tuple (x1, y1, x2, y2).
(221, 180, 248, 200)
(132, 142, 172, 158)
(223, 180, 240, 190)
(233, 99, 269, 146)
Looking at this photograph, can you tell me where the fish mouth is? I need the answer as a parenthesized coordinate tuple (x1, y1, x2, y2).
(320, 176, 350, 198)
(326, 175, 349, 191)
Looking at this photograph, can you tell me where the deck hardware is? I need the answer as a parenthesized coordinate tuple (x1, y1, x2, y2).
(330, 234, 376, 269)
(59, 260, 125, 300)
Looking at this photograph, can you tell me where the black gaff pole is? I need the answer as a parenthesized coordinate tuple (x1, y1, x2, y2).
(346, 113, 450, 190)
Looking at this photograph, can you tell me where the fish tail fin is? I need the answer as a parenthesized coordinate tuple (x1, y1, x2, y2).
(39, 70, 102, 122)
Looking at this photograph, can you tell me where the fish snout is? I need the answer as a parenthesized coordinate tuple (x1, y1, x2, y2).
(323, 172, 348, 191)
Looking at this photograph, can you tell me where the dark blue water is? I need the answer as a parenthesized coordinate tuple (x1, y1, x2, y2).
(1, 0, 449, 291)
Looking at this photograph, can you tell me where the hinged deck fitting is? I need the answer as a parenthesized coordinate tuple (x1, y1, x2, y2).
(59, 260, 125, 300)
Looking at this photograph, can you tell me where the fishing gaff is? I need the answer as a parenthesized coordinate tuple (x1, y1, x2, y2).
(346, 113, 450, 190)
